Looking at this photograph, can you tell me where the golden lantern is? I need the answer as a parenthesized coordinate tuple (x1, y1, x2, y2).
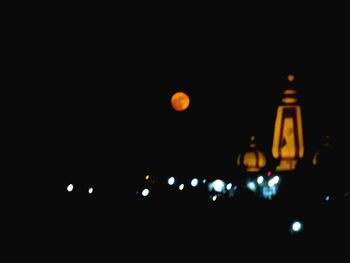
(237, 136, 266, 172)
(272, 74, 304, 171)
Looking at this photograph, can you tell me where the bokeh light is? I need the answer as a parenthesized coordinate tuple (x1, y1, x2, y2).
(142, 189, 150, 197)
(168, 177, 175, 186)
(291, 221, 303, 233)
(191, 178, 199, 187)
(67, 184, 74, 192)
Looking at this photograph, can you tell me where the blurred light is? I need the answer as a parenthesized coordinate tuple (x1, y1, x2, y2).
(226, 183, 232, 190)
(291, 221, 303, 233)
(67, 184, 74, 192)
(191, 178, 199, 187)
(145, 175, 150, 180)
(257, 176, 264, 185)
(228, 185, 238, 198)
(247, 181, 256, 192)
(88, 187, 93, 194)
(142, 189, 150, 197)
(262, 185, 277, 200)
(202, 179, 207, 183)
(273, 176, 280, 184)
(268, 179, 274, 188)
(212, 195, 217, 201)
(287, 74, 295, 82)
(267, 171, 272, 177)
(179, 184, 184, 191)
(325, 195, 330, 202)
(268, 176, 280, 187)
(212, 179, 225, 192)
(168, 177, 175, 186)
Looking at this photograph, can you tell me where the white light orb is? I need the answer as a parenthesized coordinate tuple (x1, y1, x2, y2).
(292, 221, 303, 232)
(257, 176, 264, 185)
(142, 188, 150, 197)
(168, 177, 175, 186)
(212, 179, 225, 193)
(191, 178, 199, 187)
(67, 184, 74, 192)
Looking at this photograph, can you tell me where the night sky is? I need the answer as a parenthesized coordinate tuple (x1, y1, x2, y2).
(52, 29, 349, 189)
(19, 9, 349, 254)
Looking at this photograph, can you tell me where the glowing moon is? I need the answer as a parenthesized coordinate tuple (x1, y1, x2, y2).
(171, 91, 190, 111)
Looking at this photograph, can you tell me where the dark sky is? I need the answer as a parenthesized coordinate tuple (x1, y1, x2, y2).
(25, 9, 349, 194)
(10, 6, 350, 256)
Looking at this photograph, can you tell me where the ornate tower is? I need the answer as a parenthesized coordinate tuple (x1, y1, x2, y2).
(272, 74, 304, 171)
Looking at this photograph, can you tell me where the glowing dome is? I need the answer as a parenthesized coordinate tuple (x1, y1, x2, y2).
(237, 136, 266, 172)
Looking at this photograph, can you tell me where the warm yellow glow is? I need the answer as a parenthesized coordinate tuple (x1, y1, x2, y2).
(236, 154, 242, 166)
(272, 105, 304, 171)
(277, 159, 298, 171)
(284, 89, 297, 95)
(282, 97, 298, 104)
(287, 74, 295, 82)
(145, 175, 150, 180)
(281, 117, 297, 158)
(312, 152, 319, 166)
(171, 92, 190, 111)
(243, 151, 266, 172)
(237, 136, 266, 172)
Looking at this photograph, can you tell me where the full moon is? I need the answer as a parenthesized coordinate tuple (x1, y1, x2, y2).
(171, 91, 190, 111)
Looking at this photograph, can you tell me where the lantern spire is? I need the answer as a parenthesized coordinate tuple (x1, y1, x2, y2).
(272, 74, 304, 171)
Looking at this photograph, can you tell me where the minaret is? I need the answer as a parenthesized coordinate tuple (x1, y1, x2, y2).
(272, 74, 304, 171)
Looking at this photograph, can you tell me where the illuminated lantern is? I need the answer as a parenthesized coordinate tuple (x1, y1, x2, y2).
(237, 136, 266, 172)
(272, 74, 304, 171)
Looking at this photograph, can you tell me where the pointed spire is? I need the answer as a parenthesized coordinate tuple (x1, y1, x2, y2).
(249, 135, 256, 147)
(282, 73, 298, 104)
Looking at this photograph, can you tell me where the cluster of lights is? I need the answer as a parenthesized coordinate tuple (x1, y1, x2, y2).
(64, 174, 350, 238)
(167, 177, 204, 190)
(246, 173, 281, 200)
(66, 184, 94, 194)
(136, 175, 237, 202)
(207, 179, 238, 201)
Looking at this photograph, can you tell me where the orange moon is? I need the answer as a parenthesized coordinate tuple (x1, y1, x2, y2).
(171, 91, 190, 111)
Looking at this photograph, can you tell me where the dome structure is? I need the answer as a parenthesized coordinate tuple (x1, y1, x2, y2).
(237, 136, 266, 172)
